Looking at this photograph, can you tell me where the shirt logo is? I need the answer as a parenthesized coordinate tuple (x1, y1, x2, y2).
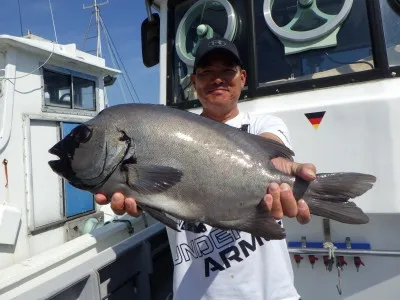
(179, 221, 207, 233)
(208, 40, 226, 47)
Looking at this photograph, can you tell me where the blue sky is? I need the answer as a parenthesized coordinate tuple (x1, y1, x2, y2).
(0, 0, 160, 106)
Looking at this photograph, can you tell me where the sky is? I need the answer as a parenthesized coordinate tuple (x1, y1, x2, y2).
(0, 0, 160, 106)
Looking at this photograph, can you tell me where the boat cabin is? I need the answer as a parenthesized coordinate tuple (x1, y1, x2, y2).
(0, 32, 120, 269)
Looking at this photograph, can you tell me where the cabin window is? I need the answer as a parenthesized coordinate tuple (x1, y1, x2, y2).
(255, 0, 374, 86)
(73, 77, 96, 110)
(43, 68, 96, 111)
(43, 69, 71, 108)
(380, 0, 400, 67)
(170, 0, 250, 104)
(62, 122, 95, 217)
(167, 0, 380, 108)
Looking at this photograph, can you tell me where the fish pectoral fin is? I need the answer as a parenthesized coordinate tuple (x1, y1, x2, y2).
(143, 206, 180, 232)
(123, 164, 183, 194)
(218, 202, 286, 240)
(247, 134, 294, 161)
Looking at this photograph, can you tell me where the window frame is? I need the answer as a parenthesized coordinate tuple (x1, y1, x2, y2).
(22, 114, 97, 235)
(41, 64, 99, 116)
(166, 0, 393, 110)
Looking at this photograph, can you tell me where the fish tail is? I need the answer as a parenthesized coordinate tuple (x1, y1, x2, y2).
(293, 173, 376, 224)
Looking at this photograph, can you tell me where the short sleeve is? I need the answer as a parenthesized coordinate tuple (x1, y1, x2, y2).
(250, 114, 293, 150)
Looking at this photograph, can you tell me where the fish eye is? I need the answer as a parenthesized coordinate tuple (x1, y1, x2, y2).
(73, 125, 92, 143)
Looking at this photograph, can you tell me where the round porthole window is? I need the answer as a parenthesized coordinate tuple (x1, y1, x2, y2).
(263, 0, 353, 43)
(175, 0, 238, 68)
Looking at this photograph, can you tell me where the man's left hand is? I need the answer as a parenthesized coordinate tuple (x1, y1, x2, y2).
(264, 157, 316, 224)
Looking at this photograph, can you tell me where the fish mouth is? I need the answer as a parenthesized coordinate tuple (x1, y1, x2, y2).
(48, 143, 70, 176)
(48, 142, 99, 190)
(49, 143, 64, 157)
(48, 159, 61, 170)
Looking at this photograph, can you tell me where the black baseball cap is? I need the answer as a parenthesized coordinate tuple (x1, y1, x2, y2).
(193, 37, 242, 73)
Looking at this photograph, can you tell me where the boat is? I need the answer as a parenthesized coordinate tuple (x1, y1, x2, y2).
(1, 0, 400, 299)
(0, 2, 173, 299)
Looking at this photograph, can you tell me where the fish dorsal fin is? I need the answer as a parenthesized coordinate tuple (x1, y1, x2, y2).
(245, 133, 295, 161)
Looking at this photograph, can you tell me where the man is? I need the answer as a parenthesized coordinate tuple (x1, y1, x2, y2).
(95, 37, 316, 299)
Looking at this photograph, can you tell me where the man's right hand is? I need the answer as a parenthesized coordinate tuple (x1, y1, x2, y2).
(94, 192, 142, 217)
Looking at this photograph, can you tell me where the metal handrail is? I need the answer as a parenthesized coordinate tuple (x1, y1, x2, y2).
(288, 247, 400, 257)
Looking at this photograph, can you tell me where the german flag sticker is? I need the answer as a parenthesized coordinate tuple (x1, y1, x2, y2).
(305, 111, 325, 130)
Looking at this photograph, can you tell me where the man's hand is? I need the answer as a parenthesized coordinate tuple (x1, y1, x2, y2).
(94, 192, 142, 217)
(264, 157, 316, 224)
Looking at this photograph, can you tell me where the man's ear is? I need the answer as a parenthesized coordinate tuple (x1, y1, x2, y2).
(190, 73, 196, 87)
(240, 69, 247, 88)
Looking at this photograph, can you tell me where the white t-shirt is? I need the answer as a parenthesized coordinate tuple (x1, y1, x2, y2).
(166, 112, 300, 300)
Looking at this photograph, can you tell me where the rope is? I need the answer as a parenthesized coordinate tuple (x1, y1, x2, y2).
(99, 13, 142, 103)
(323, 241, 337, 259)
(0, 43, 55, 81)
(103, 29, 128, 104)
(323, 241, 342, 294)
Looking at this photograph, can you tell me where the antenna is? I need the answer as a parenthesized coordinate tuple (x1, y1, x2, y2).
(49, 0, 58, 43)
(83, 0, 109, 57)
(82, 0, 142, 104)
(17, 0, 23, 36)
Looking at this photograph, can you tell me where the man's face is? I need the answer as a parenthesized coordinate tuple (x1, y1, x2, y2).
(190, 51, 246, 111)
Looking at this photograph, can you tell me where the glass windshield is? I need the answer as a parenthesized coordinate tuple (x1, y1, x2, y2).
(168, 0, 376, 106)
(256, 0, 374, 86)
(172, 0, 249, 104)
(380, 0, 400, 67)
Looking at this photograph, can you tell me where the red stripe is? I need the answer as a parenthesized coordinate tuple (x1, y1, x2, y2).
(308, 117, 322, 125)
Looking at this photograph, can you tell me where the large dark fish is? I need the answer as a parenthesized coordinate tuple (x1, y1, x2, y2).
(48, 104, 376, 240)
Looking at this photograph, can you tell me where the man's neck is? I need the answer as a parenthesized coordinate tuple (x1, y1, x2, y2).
(201, 107, 239, 123)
